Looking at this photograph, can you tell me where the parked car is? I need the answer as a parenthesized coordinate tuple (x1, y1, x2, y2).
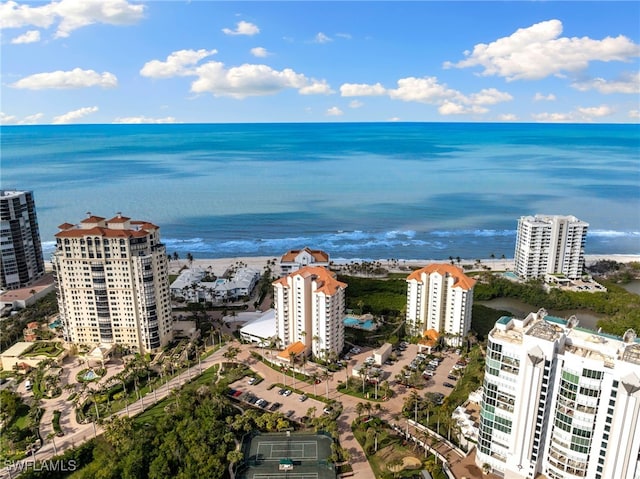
(323, 406, 333, 414)
(285, 410, 295, 418)
(278, 388, 286, 395)
(443, 382, 455, 388)
(299, 394, 308, 402)
(283, 389, 292, 396)
(447, 375, 458, 381)
(248, 377, 257, 385)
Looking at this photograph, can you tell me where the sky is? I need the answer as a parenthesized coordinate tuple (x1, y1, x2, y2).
(1, 0, 639, 124)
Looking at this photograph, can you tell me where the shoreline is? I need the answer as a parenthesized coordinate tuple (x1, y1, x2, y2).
(167, 254, 640, 276)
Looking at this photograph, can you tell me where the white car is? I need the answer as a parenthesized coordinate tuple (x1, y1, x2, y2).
(283, 389, 292, 396)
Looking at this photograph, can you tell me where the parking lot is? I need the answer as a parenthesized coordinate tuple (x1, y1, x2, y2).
(228, 376, 327, 422)
(346, 342, 465, 398)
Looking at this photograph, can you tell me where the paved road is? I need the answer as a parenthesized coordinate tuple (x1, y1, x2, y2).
(2, 341, 480, 479)
(1, 346, 229, 479)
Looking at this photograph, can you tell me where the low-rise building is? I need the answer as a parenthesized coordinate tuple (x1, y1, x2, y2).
(279, 247, 330, 277)
(373, 343, 393, 366)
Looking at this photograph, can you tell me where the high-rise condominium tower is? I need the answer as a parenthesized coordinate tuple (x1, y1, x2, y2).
(514, 215, 588, 280)
(477, 310, 640, 479)
(272, 266, 346, 360)
(53, 213, 173, 353)
(0, 190, 45, 290)
(405, 264, 475, 345)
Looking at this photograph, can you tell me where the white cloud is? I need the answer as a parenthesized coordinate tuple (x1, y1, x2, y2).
(571, 72, 640, 94)
(222, 20, 259, 36)
(0, 1, 56, 29)
(113, 116, 177, 124)
(336, 33, 352, 39)
(348, 100, 364, 108)
(1, 0, 145, 38)
(11, 68, 117, 89)
(140, 49, 217, 78)
(388, 77, 464, 103)
(20, 113, 45, 124)
(142, 49, 332, 99)
(0, 112, 45, 125)
(498, 113, 518, 121)
(388, 117, 401, 122)
(340, 82, 386, 96)
(577, 105, 614, 118)
(469, 88, 513, 105)
(52, 106, 98, 124)
(629, 110, 640, 119)
(326, 107, 343, 116)
(438, 101, 488, 116)
(341, 76, 511, 115)
(314, 32, 332, 44)
(0, 112, 18, 125)
(11, 30, 41, 44)
(532, 112, 574, 122)
(445, 19, 640, 81)
(298, 80, 334, 95)
(250, 47, 270, 58)
(534, 92, 557, 101)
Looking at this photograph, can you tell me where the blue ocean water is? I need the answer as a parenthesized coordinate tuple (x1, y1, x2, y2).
(2, 123, 639, 260)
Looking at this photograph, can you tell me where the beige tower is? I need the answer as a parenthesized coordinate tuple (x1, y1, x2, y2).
(53, 213, 173, 353)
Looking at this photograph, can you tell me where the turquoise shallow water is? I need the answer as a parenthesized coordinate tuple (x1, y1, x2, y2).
(2, 122, 638, 260)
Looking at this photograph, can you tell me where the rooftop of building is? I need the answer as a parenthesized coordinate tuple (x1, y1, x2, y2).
(491, 309, 640, 365)
(56, 212, 159, 238)
(273, 265, 347, 295)
(0, 190, 32, 198)
(280, 247, 330, 263)
(406, 263, 476, 290)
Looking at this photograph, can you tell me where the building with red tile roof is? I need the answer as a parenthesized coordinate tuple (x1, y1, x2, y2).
(406, 264, 475, 345)
(273, 266, 346, 360)
(279, 247, 330, 277)
(52, 212, 173, 354)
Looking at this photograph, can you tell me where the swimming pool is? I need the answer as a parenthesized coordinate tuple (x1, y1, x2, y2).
(503, 272, 519, 280)
(343, 316, 377, 331)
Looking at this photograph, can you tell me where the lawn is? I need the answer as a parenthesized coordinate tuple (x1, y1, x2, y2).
(22, 341, 65, 357)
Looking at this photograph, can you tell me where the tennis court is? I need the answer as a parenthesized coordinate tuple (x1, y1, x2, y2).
(239, 432, 336, 479)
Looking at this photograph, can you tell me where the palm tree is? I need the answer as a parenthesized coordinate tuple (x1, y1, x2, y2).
(321, 369, 332, 399)
(288, 351, 297, 389)
(355, 402, 365, 418)
(363, 401, 373, 418)
(310, 372, 319, 396)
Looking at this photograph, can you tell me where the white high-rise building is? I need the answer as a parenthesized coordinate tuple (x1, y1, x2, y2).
(272, 266, 346, 360)
(53, 213, 173, 353)
(0, 190, 45, 290)
(477, 310, 640, 479)
(514, 215, 588, 280)
(405, 264, 475, 345)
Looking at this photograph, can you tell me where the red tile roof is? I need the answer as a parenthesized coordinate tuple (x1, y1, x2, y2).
(55, 224, 153, 239)
(81, 215, 105, 223)
(107, 215, 131, 223)
(274, 266, 347, 296)
(57, 223, 75, 230)
(407, 264, 476, 290)
(280, 247, 329, 263)
(277, 341, 306, 359)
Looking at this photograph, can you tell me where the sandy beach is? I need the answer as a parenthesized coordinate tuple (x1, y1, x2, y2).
(168, 254, 640, 276)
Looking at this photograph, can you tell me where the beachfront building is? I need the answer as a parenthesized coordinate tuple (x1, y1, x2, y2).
(514, 214, 588, 280)
(476, 309, 640, 479)
(52, 213, 173, 353)
(170, 265, 260, 303)
(0, 190, 45, 290)
(272, 266, 346, 360)
(279, 247, 330, 277)
(405, 264, 475, 346)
